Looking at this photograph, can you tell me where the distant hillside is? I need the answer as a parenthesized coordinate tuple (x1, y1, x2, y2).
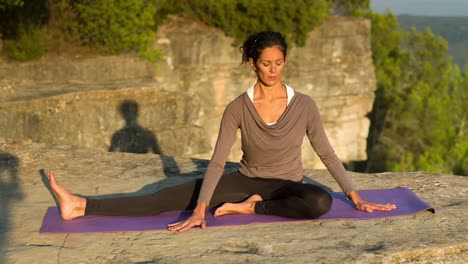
(397, 15, 468, 67)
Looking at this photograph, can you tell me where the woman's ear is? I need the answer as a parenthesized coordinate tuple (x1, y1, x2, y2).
(249, 58, 256, 71)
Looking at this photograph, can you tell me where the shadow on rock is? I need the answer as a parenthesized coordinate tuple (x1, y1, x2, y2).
(109, 100, 161, 154)
(0, 152, 23, 263)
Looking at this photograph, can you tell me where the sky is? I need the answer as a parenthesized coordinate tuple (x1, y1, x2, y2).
(371, 0, 468, 16)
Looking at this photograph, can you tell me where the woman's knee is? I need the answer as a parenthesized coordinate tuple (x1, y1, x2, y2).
(302, 190, 332, 219)
(315, 191, 333, 215)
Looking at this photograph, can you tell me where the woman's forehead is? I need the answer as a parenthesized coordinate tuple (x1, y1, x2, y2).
(258, 47, 285, 61)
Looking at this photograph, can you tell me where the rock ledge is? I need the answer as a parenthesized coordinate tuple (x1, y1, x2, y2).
(0, 139, 466, 263)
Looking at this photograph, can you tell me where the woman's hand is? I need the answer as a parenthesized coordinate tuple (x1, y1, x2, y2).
(355, 199, 397, 213)
(348, 191, 397, 213)
(167, 202, 207, 232)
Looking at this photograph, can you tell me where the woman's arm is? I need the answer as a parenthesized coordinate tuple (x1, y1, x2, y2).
(167, 98, 242, 232)
(305, 97, 396, 212)
(305, 97, 355, 194)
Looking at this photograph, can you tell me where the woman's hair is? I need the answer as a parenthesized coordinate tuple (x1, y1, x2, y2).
(240, 31, 288, 64)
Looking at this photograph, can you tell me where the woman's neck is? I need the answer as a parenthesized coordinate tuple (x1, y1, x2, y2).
(254, 82, 285, 101)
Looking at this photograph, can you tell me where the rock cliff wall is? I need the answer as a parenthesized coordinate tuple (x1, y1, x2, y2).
(0, 15, 375, 168)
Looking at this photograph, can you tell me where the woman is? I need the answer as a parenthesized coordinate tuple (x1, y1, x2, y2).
(48, 31, 396, 232)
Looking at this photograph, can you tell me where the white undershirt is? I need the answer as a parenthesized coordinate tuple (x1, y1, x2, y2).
(246, 84, 295, 125)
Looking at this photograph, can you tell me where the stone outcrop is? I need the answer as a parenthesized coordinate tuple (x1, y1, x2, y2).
(0, 15, 375, 168)
(0, 84, 209, 157)
(155, 15, 376, 168)
(0, 139, 466, 263)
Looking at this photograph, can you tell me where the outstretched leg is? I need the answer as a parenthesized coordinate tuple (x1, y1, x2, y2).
(47, 171, 86, 220)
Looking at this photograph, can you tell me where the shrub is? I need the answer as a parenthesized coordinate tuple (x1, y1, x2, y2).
(0, 0, 23, 10)
(4, 22, 48, 61)
(74, 0, 161, 61)
(185, 0, 332, 46)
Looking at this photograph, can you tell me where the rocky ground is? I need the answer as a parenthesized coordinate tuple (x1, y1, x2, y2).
(0, 138, 467, 263)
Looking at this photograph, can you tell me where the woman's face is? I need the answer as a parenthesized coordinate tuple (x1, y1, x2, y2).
(250, 46, 287, 87)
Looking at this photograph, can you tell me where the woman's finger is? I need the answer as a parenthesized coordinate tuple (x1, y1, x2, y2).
(175, 218, 203, 232)
(167, 219, 189, 231)
(362, 204, 373, 213)
(167, 221, 185, 229)
(178, 221, 198, 232)
(365, 202, 397, 211)
(373, 202, 396, 210)
(167, 220, 183, 227)
(167, 217, 205, 232)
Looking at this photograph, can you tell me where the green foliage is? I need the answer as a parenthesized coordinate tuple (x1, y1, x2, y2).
(46, 0, 80, 40)
(359, 12, 404, 171)
(46, 0, 180, 61)
(332, 0, 370, 15)
(393, 30, 466, 175)
(398, 15, 468, 67)
(361, 11, 468, 175)
(0, 0, 23, 10)
(1, 1, 335, 61)
(74, 0, 162, 61)
(152, 0, 184, 26)
(4, 22, 48, 61)
(0, 0, 49, 39)
(184, 0, 332, 46)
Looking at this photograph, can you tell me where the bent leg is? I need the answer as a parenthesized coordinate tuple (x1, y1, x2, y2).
(208, 171, 288, 208)
(254, 182, 332, 219)
(87, 178, 334, 219)
(85, 171, 259, 217)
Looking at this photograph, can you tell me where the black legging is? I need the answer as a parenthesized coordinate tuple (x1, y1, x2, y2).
(85, 171, 333, 219)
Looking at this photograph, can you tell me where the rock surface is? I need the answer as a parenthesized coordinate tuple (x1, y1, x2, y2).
(0, 84, 209, 157)
(0, 138, 466, 264)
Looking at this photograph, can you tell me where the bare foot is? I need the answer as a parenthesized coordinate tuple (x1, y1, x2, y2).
(47, 171, 86, 220)
(214, 194, 263, 217)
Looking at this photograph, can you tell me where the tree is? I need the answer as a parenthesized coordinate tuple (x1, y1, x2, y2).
(0, 0, 23, 10)
(362, 11, 467, 175)
(359, 12, 405, 172)
(74, 0, 161, 61)
(1, 0, 49, 61)
(185, 0, 332, 46)
(332, 0, 370, 15)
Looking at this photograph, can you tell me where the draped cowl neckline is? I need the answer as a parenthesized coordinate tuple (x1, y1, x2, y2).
(241, 91, 305, 137)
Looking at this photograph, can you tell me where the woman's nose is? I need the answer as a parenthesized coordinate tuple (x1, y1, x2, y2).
(270, 65, 277, 73)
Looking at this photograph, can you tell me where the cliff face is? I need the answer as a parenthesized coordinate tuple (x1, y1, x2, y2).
(155, 15, 376, 168)
(0, 139, 466, 263)
(0, 15, 375, 168)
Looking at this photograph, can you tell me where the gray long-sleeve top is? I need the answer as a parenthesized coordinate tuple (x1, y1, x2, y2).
(197, 88, 355, 205)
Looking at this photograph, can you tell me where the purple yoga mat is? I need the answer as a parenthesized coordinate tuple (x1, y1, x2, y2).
(39, 187, 434, 233)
